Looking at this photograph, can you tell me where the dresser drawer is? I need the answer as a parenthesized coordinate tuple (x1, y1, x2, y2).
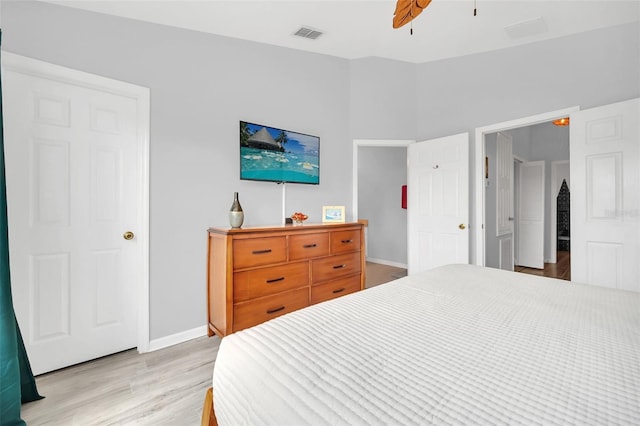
(312, 252, 361, 284)
(234, 261, 309, 302)
(289, 232, 330, 260)
(233, 287, 309, 332)
(233, 237, 287, 269)
(330, 230, 361, 254)
(311, 274, 361, 305)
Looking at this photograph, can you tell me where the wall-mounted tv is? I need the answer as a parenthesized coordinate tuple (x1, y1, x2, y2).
(240, 121, 320, 185)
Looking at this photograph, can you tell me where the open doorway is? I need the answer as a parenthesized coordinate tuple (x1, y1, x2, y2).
(475, 107, 577, 280)
(354, 134, 470, 278)
(352, 140, 412, 287)
(483, 121, 570, 280)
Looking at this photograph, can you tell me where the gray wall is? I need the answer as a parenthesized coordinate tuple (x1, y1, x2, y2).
(349, 58, 414, 268)
(2, 0, 638, 341)
(349, 58, 416, 139)
(358, 147, 407, 266)
(510, 127, 533, 159)
(415, 22, 639, 141)
(1, 1, 351, 340)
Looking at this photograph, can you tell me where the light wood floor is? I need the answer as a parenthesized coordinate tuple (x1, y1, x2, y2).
(21, 262, 405, 425)
(21, 336, 221, 425)
(515, 250, 571, 281)
(365, 261, 407, 288)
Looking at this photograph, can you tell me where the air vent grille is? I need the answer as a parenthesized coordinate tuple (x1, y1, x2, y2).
(294, 27, 323, 40)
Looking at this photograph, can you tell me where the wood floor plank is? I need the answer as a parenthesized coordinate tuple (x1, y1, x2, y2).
(515, 251, 571, 281)
(365, 262, 407, 288)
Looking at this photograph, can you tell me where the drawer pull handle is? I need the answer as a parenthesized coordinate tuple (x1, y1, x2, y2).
(266, 277, 285, 284)
(333, 264, 346, 269)
(303, 243, 317, 248)
(266, 306, 285, 314)
(332, 287, 346, 294)
(252, 249, 272, 255)
(341, 239, 353, 244)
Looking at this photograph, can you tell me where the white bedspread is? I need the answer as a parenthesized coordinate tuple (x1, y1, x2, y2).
(212, 264, 640, 425)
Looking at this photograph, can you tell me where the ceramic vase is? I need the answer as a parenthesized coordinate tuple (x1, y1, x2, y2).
(229, 192, 244, 228)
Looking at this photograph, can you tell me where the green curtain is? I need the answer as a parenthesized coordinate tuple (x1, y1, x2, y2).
(0, 29, 43, 426)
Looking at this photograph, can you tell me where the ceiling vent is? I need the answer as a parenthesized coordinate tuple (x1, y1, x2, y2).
(294, 27, 323, 40)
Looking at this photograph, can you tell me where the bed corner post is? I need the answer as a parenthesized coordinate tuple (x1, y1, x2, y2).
(201, 387, 218, 426)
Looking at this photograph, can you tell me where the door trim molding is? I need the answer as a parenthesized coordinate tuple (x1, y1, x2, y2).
(473, 107, 579, 266)
(3, 52, 151, 352)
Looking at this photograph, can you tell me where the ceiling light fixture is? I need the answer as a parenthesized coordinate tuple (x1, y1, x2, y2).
(393, 0, 432, 33)
(393, 0, 477, 34)
(553, 117, 570, 126)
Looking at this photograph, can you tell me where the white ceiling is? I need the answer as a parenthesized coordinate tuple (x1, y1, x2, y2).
(42, 0, 640, 63)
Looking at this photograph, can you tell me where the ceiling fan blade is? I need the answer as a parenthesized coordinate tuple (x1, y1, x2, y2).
(393, 0, 433, 29)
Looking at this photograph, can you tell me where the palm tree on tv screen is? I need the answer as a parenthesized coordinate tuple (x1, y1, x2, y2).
(240, 122, 253, 146)
(275, 130, 289, 149)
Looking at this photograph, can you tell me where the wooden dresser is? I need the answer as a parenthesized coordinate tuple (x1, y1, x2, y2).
(207, 222, 365, 337)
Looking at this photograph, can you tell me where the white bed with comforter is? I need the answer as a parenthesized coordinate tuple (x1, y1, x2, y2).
(211, 264, 640, 425)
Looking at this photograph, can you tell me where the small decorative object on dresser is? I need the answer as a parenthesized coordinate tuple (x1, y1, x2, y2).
(228, 192, 244, 228)
(291, 212, 308, 225)
(206, 222, 365, 336)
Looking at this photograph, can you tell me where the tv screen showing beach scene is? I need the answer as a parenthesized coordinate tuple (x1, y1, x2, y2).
(240, 121, 320, 185)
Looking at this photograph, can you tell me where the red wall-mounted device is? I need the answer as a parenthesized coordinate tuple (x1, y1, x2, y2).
(401, 185, 407, 209)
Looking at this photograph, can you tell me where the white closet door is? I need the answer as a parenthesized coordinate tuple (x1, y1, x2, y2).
(570, 98, 639, 291)
(4, 56, 146, 374)
(517, 161, 545, 269)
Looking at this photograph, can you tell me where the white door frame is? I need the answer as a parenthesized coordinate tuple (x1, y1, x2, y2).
(3, 53, 151, 352)
(473, 106, 579, 266)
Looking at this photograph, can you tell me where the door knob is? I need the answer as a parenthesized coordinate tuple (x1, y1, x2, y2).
(123, 231, 135, 240)
(458, 224, 466, 230)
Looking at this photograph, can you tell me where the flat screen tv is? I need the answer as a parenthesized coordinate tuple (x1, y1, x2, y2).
(240, 121, 320, 185)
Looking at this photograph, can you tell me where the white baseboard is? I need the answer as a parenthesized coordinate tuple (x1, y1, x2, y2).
(366, 257, 408, 269)
(147, 325, 208, 352)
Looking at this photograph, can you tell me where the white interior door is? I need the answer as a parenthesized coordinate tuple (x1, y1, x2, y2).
(3, 56, 146, 374)
(517, 161, 545, 269)
(496, 132, 514, 271)
(570, 98, 639, 291)
(407, 133, 469, 274)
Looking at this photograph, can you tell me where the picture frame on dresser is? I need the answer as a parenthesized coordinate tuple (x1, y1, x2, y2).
(322, 205, 345, 223)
